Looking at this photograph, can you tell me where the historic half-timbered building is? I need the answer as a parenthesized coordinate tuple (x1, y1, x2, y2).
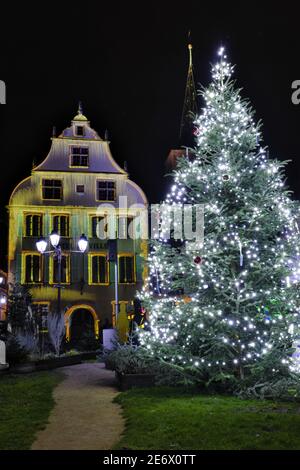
(8, 106, 148, 341)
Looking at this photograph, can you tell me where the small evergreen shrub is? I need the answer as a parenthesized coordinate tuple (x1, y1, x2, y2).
(6, 335, 29, 365)
(104, 344, 149, 374)
(69, 332, 101, 352)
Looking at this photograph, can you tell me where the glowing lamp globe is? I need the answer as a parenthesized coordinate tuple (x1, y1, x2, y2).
(0, 296, 6, 305)
(50, 230, 60, 248)
(78, 234, 88, 253)
(36, 238, 47, 253)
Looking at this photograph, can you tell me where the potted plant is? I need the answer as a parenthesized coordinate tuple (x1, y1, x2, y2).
(112, 345, 155, 390)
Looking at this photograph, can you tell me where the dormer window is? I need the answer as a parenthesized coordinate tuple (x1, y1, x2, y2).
(76, 125, 84, 137)
(70, 147, 89, 167)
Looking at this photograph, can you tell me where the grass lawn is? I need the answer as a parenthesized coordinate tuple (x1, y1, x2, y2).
(114, 387, 300, 450)
(0, 372, 62, 450)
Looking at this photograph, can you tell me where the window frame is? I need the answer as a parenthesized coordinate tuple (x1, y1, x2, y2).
(89, 215, 111, 239)
(50, 213, 70, 238)
(88, 253, 109, 285)
(49, 253, 70, 285)
(41, 179, 63, 201)
(95, 179, 116, 202)
(21, 252, 42, 285)
(117, 215, 134, 239)
(23, 212, 44, 237)
(76, 184, 85, 194)
(75, 125, 85, 137)
(90, 215, 102, 238)
(89, 214, 135, 240)
(118, 253, 136, 284)
(69, 146, 89, 168)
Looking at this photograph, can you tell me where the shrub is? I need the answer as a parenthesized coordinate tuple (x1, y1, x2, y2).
(236, 377, 300, 400)
(101, 350, 118, 370)
(7, 283, 39, 335)
(6, 335, 29, 365)
(16, 332, 39, 355)
(70, 331, 101, 352)
(104, 344, 199, 382)
(104, 344, 149, 375)
(148, 361, 200, 387)
(47, 313, 65, 356)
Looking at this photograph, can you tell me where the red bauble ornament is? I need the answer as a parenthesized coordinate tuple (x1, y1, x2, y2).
(194, 256, 202, 265)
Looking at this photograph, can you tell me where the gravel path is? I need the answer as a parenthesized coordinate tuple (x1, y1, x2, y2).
(31, 363, 124, 450)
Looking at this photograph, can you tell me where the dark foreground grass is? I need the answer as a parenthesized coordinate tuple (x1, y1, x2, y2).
(0, 372, 62, 450)
(114, 387, 300, 450)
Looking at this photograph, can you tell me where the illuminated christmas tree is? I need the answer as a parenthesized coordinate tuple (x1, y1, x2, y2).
(140, 48, 300, 395)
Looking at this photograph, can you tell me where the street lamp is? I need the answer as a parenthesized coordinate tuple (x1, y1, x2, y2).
(78, 234, 88, 253)
(49, 230, 60, 248)
(36, 238, 47, 254)
(36, 232, 88, 315)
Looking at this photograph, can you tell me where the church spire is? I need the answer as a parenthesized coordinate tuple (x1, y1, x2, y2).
(179, 38, 198, 144)
(165, 35, 198, 170)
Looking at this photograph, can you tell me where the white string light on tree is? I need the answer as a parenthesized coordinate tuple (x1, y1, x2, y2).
(139, 46, 300, 394)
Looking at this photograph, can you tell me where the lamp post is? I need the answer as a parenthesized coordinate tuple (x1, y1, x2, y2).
(36, 231, 88, 316)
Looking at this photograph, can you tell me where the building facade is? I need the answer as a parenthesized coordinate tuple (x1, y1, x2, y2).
(8, 107, 148, 341)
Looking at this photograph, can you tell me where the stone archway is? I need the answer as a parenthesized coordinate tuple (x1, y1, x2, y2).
(65, 305, 99, 342)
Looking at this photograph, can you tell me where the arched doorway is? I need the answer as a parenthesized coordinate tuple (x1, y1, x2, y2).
(70, 309, 94, 341)
(65, 305, 99, 342)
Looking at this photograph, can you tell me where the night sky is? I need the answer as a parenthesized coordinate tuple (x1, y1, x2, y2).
(1, 2, 300, 269)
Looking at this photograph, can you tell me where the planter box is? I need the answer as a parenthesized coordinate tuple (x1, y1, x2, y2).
(35, 354, 82, 371)
(9, 351, 98, 374)
(80, 351, 98, 361)
(10, 363, 36, 374)
(116, 371, 155, 391)
(10, 354, 83, 373)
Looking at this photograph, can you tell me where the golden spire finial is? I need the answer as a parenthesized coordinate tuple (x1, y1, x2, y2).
(187, 30, 193, 68)
(188, 43, 193, 68)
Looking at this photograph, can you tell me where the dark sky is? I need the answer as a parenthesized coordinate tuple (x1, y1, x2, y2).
(1, 2, 300, 268)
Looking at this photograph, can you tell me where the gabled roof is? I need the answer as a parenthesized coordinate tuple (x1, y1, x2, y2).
(59, 105, 101, 140)
(34, 106, 126, 174)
